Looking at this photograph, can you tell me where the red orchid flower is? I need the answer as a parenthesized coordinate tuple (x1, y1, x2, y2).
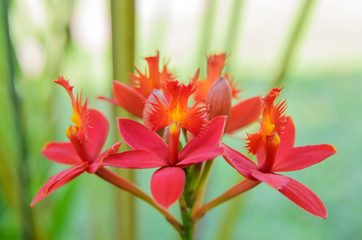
(143, 78, 208, 136)
(193, 53, 262, 133)
(31, 77, 120, 207)
(221, 88, 337, 218)
(102, 116, 227, 208)
(100, 52, 174, 118)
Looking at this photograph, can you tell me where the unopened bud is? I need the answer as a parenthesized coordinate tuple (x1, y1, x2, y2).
(206, 77, 232, 122)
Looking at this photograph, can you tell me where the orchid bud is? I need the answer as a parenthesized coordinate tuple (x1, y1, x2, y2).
(206, 77, 232, 123)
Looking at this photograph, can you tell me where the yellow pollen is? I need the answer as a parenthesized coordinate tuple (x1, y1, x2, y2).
(270, 133, 281, 148)
(169, 122, 179, 133)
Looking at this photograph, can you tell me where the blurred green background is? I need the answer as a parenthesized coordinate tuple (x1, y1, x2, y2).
(1, 0, 361, 239)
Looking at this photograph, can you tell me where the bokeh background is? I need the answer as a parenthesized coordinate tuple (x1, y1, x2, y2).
(1, 0, 361, 239)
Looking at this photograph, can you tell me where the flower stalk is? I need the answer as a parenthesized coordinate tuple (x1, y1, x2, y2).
(95, 167, 183, 233)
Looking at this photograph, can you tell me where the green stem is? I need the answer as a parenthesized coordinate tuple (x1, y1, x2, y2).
(1, 1, 35, 239)
(95, 167, 183, 233)
(193, 159, 214, 209)
(110, 0, 136, 239)
(192, 179, 260, 221)
(195, 0, 218, 65)
(225, 0, 245, 56)
(273, 0, 318, 87)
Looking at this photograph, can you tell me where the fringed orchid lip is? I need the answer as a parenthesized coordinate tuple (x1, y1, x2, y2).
(246, 87, 286, 155)
(55, 76, 90, 143)
(143, 79, 208, 136)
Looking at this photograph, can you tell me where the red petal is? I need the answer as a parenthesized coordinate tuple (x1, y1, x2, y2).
(150, 167, 185, 208)
(85, 109, 109, 158)
(249, 169, 290, 189)
(88, 142, 122, 173)
(30, 162, 88, 207)
(273, 144, 337, 172)
(102, 150, 168, 169)
(177, 146, 224, 167)
(280, 177, 327, 218)
(117, 118, 168, 159)
(42, 142, 82, 165)
(250, 170, 327, 218)
(207, 53, 226, 83)
(178, 116, 226, 161)
(226, 96, 262, 133)
(276, 116, 295, 156)
(112, 81, 145, 118)
(221, 143, 257, 179)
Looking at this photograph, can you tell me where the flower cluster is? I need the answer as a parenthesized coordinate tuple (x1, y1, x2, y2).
(32, 52, 336, 235)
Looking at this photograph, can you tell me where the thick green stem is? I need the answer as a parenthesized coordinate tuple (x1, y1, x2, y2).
(273, 0, 317, 87)
(95, 167, 183, 233)
(192, 179, 260, 221)
(110, 0, 136, 239)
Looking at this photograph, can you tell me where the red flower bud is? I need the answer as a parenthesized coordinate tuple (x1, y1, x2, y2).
(206, 77, 232, 123)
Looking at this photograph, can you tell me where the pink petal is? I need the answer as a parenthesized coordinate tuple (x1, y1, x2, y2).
(177, 146, 224, 167)
(249, 169, 290, 189)
(178, 116, 226, 160)
(30, 162, 88, 207)
(88, 142, 122, 173)
(226, 96, 262, 133)
(85, 109, 109, 158)
(250, 170, 327, 218)
(150, 167, 185, 208)
(41, 142, 82, 165)
(273, 144, 337, 172)
(117, 118, 168, 159)
(113, 81, 145, 118)
(276, 116, 295, 157)
(102, 150, 168, 169)
(221, 143, 257, 179)
(280, 177, 327, 218)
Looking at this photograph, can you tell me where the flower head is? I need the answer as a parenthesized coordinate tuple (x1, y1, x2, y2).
(193, 53, 262, 133)
(143, 78, 208, 136)
(31, 77, 120, 207)
(221, 89, 337, 218)
(103, 116, 227, 208)
(99, 52, 174, 118)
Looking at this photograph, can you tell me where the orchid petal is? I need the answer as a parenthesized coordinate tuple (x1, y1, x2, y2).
(88, 142, 122, 173)
(102, 150, 168, 169)
(277, 116, 295, 156)
(226, 96, 262, 133)
(112, 81, 145, 118)
(250, 170, 327, 218)
(221, 143, 257, 178)
(85, 109, 109, 158)
(117, 118, 168, 159)
(30, 162, 88, 207)
(150, 167, 185, 208)
(273, 144, 337, 172)
(177, 146, 224, 167)
(249, 169, 290, 189)
(41, 142, 82, 165)
(178, 116, 226, 160)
